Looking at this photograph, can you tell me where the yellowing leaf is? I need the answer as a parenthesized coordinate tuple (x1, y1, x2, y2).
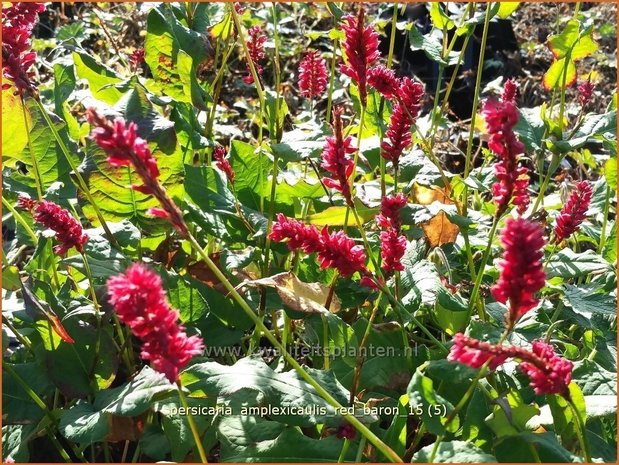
(543, 58, 576, 91)
(548, 19, 597, 60)
(497, 2, 520, 19)
(430, 3, 454, 30)
(413, 184, 460, 247)
(1, 88, 29, 157)
(246, 272, 342, 314)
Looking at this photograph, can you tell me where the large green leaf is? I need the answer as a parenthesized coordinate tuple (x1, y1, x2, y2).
(144, 4, 208, 108)
(546, 249, 611, 279)
(548, 20, 597, 60)
(217, 416, 356, 462)
(2, 362, 53, 424)
(73, 51, 124, 104)
(2, 97, 74, 197)
(562, 284, 617, 318)
(412, 441, 496, 463)
(181, 356, 349, 427)
(407, 370, 458, 435)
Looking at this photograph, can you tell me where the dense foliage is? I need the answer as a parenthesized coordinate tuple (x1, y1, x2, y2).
(2, 2, 617, 463)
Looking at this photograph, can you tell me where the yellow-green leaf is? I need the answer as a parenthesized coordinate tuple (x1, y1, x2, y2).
(497, 2, 520, 19)
(543, 58, 576, 90)
(430, 3, 454, 30)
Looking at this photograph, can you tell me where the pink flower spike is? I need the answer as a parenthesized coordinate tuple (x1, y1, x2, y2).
(518, 340, 573, 396)
(577, 80, 594, 108)
(317, 227, 367, 278)
(30, 200, 88, 256)
(380, 229, 406, 273)
(448, 333, 509, 370)
(320, 107, 356, 206)
(243, 25, 266, 84)
(212, 145, 236, 185)
(269, 213, 322, 254)
(367, 65, 400, 100)
(107, 264, 204, 383)
(554, 181, 593, 244)
(298, 50, 328, 99)
(340, 6, 380, 107)
(376, 193, 407, 230)
(2, 2, 46, 95)
(491, 218, 546, 329)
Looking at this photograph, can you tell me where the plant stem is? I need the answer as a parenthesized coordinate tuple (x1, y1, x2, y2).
(183, 232, 404, 462)
(462, 2, 493, 217)
(568, 397, 592, 462)
(337, 438, 351, 463)
(597, 185, 611, 254)
(177, 381, 208, 463)
(32, 98, 118, 248)
(21, 97, 44, 200)
(467, 216, 499, 320)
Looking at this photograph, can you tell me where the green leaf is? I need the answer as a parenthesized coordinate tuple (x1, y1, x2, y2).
(265, 89, 288, 140)
(553, 112, 617, 152)
(2, 97, 74, 197)
(181, 356, 349, 427)
(546, 249, 611, 279)
(94, 366, 175, 415)
(407, 370, 458, 435)
(2, 424, 36, 462)
(572, 360, 617, 396)
(73, 51, 124, 104)
(159, 268, 208, 323)
(434, 287, 469, 335)
(59, 401, 109, 444)
(229, 140, 271, 210)
(412, 441, 496, 463)
(400, 259, 440, 310)
(562, 284, 617, 318)
(383, 394, 409, 459)
(306, 201, 378, 226)
(430, 3, 454, 30)
(409, 27, 458, 66)
(495, 432, 578, 462)
(603, 222, 617, 263)
(2, 265, 21, 291)
(217, 416, 356, 462)
(2, 363, 53, 423)
(144, 4, 208, 108)
(496, 3, 520, 19)
(548, 20, 597, 60)
(424, 360, 478, 385)
(514, 107, 546, 152)
(604, 157, 617, 191)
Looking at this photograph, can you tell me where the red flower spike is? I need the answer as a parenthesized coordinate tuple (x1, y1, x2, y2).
(491, 218, 546, 329)
(317, 227, 367, 278)
(107, 264, 204, 383)
(448, 333, 509, 370)
(320, 107, 356, 207)
(340, 6, 380, 107)
(2, 2, 46, 95)
(243, 25, 266, 84)
(16, 194, 37, 212)
(518, 340, 573, 396)
(29, 200, 88, 256)
(88, 109, 189, 237)
(128, 48, 145, 72)
(269, 213, 322, 254)
(298, 50, 328, 99)
(367, 65, 399, 100)
(381, 78, 424, 172)
(577, 80, 594, 108)
(213, 145, 236, 184)
(380, 229, 407, 273)
(376, 193, 407, 230)
(448, 334, 573, 396)
(482, 81, 530, 216)
(553, 180, 592, 244)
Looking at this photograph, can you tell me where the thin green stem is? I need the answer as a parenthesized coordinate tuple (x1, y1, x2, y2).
(568, 397, 591, 462)
(2, 197, 38, 243)
(597, 185, 611, 254)
(21, 97, 44, 200)
(337, 438, 351, 463)
(2, 315, 34, 354)
(177, 381, 208, 463)
(467, 217, 499, 320)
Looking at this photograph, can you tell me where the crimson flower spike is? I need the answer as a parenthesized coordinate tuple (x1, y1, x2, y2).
(87, 109, 188, 237)
(553, 180, 592, 244)
(340, 5, 380, 107)
(448, 334, 573, 397)
(491, 218, 546, 330)
(107, 264, 204, 383)
(320, 107, 356, 207)
(376, 193, 408, 273)
(243, 25, 266, 84)
(17, 197, 88, 256)
(2, 2, 46, 95)
(482, 79, 530, 217)
(298, 50, 328, 99)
